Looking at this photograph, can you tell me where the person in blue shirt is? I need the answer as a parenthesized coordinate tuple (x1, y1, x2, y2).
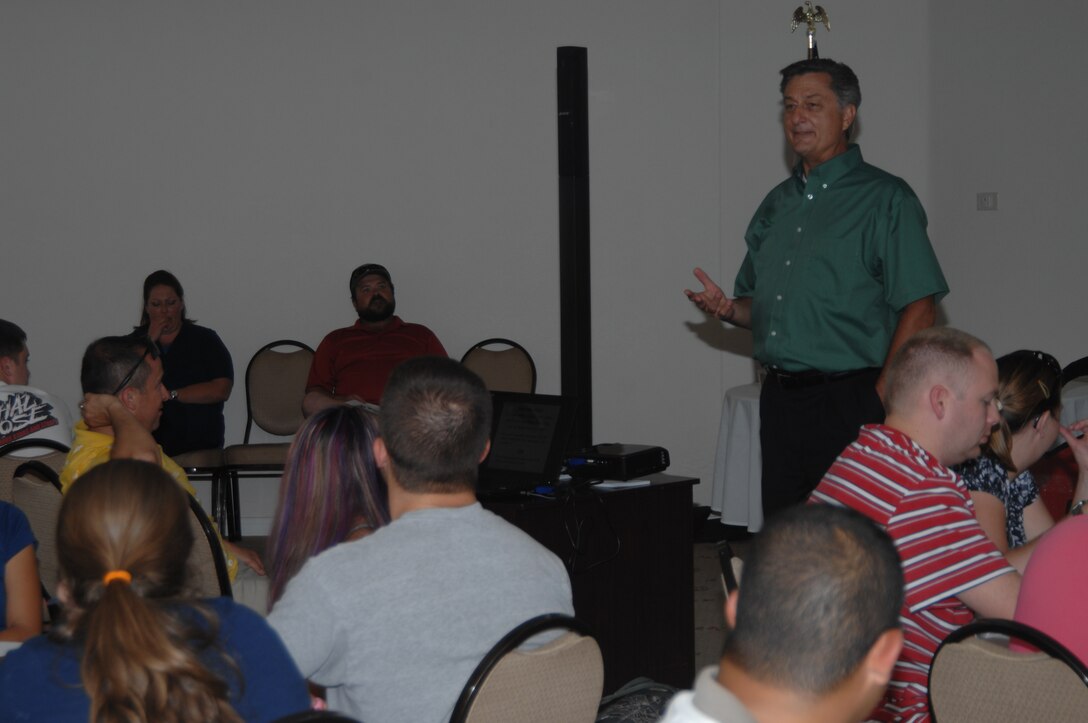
(0, 459, 310, 722)
(0, 500, 40, 643)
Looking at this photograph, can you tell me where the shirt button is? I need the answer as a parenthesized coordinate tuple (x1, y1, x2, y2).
(807, 194, 814, 200)
(785, 260, 791, 266)
(770, 331, 777, 336)
(822, 183, 828, 189)
(776, 294, 783, 301)
(796, 227, 802, 233)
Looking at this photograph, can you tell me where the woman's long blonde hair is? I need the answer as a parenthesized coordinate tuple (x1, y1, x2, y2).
(53, 460, 241, 723)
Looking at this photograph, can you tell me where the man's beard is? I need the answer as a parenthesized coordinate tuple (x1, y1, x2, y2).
(359, 296, 395, 323)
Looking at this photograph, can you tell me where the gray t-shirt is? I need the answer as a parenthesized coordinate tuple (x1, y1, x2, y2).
(269, 501, 574, 723)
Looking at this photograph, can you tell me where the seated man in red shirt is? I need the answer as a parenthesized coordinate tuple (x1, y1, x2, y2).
(303, 263, 447, 417)
(811, 327, 1021, 721)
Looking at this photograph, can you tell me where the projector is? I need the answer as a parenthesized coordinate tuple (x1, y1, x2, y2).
(565, 443, 670, 481)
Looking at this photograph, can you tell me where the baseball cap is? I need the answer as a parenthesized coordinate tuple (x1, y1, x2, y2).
(349, 263, 393, 294)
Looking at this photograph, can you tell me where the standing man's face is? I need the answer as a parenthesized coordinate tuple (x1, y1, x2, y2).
(782, 72, 855, 174)
(353, 274, 396, 323)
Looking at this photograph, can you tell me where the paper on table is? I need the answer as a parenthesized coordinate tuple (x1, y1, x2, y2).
(595, 479, 652, 489)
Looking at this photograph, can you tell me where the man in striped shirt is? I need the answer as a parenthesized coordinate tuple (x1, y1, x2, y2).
(811, 327, 1021, 721)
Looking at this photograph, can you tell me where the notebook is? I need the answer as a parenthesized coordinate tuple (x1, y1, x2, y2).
(476, 392, 577, 497)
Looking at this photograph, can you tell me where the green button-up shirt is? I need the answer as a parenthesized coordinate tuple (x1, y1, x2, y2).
(734, 145, 948, 372)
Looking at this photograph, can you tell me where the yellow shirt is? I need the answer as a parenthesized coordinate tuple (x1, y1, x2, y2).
(61, 421, 238, 581)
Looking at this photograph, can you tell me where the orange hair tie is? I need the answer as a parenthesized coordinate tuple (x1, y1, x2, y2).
(102, 570, 132, 586)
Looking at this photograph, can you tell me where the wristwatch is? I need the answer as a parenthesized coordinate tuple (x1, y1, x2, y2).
(1071, 499, 1088, 516)
(169, 389, 179, 402)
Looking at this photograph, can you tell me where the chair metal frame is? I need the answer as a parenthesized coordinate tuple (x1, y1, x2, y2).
(187, 492, 233, 599)
(10, 464, 64, 623)
(928, 618, 1088, 721)
(222, 339, 314, 540)
(449, 613, 599, 723)
(1063, 355, 1088, 386)
(460, 337, 538, 394)
(173, 448, 232, 541)
(0, 437, 70, 502)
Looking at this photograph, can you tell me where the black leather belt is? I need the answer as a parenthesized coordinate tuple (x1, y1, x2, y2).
(766, 367, 878, 391)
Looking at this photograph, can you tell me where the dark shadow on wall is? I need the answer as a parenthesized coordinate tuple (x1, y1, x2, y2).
(684, 316, 753, 359)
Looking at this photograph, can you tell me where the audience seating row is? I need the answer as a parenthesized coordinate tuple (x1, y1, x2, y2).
(179, 336, 535, 539)
(0, 440, 233, 624)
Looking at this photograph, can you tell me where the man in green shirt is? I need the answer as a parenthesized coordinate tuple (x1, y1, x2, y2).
(686, 58, 948, 519)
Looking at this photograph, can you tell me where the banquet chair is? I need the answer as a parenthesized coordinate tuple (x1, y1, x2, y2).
(186, 492, 233, 599)
(460, 338, 537, 394)
(0, 438, 69, 504)
(173, 448, 230, 539)
(927, 618, 1088, 722)
(222, 340, 314, 540)
(449, 613, 603, 723)
(11, 467, 64, 620)
(1063, 355, 1088, 386)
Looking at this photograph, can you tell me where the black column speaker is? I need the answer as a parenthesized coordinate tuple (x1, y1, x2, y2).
(557, 46, 591, 450)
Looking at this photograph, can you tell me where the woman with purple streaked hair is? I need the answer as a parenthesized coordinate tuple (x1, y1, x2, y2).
(267, 406, 390, 608)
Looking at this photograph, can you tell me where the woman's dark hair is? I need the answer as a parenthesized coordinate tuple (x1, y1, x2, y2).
(985, 350, 1063, 472)
(137, 269, 191, 328)
(52, 460, 242, 722)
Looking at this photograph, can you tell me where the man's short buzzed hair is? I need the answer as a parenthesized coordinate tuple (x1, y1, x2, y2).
(0, 319, 27, 360)
(80, 335, 154, 395)
(379, 356, 492, 492)
(723, 504, 904, 694)
(883, 327, 990, 414)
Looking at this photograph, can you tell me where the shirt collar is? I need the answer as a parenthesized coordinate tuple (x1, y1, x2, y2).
(690, 667, 757, 722)
(795, 143, 862, 187)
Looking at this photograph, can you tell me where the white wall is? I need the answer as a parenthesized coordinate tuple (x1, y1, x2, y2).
(928, 1, 1087, 364)
(2, 2, 1077, 532)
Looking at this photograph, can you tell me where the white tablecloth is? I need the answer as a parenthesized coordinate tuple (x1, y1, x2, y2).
(710, 382, 764, 532)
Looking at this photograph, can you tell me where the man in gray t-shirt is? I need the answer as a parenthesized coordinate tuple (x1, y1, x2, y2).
(269, 357, 574, 723)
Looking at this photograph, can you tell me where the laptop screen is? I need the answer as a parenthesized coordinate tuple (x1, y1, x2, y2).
(477, 392, 577, 496)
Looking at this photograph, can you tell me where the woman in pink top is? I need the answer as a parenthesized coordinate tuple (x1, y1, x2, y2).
(1014, 515, 1088, 664)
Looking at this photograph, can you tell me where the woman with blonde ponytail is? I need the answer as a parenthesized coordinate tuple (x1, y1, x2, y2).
(955, 350, 1088, 571)
(0, 460, 310, 721)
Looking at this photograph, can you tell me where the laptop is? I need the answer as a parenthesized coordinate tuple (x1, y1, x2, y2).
(476, 392, 578, 497)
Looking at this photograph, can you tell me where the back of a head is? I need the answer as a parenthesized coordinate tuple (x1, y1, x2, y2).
(379, 356, 492, 492)
(723, 504, 904, 694)
(267, 405, 390, 607)
(986, 350, 1063, 470)
(55, 460, 241, 723)
(80, 335, 152, 394)
(0, 318, 27, 361)
(58, 460, 192, 604)
(882, 327, 988, 415)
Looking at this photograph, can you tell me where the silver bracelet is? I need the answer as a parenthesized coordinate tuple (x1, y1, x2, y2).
(1070, 499, 1088, 517)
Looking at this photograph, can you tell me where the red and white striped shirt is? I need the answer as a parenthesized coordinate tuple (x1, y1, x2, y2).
(811, 425, 1014, 722)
